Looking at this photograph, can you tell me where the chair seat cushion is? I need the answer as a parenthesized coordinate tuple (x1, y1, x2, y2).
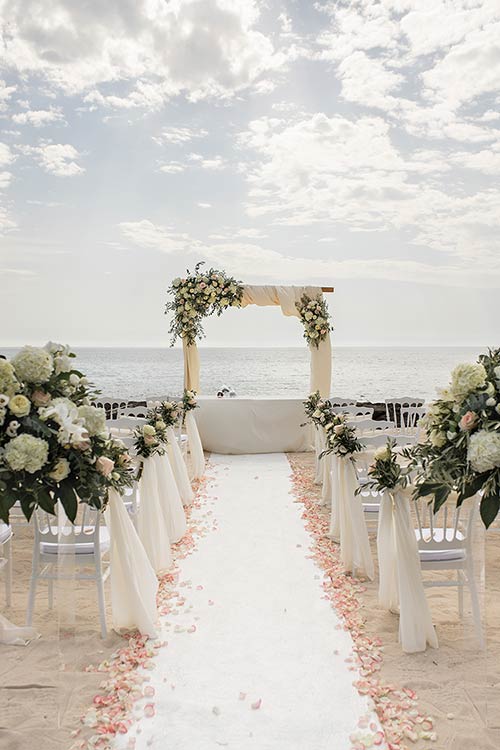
(0, 523, 12, 544)
(416, 528, 466, 562)
(40, 527, 110, 555)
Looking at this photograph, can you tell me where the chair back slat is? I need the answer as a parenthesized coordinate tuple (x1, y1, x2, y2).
(332, 406, 374, 418)
(328, 397, 357, 407)
(385, 398, 425, 427)
(414, 498, 475, 552)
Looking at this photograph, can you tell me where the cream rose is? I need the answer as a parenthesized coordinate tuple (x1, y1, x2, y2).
(9, 394, 31, 417)
(49, 458, 71, 482)
(374, 445, 391, 461)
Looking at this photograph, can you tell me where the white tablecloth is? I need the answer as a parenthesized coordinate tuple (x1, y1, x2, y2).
(195, 397, 312, 454)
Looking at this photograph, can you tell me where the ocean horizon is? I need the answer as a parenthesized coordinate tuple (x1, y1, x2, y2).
(1, 345, 488, 402)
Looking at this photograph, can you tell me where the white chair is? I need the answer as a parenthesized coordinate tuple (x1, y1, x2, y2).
(350, 419, 395, 433)
(332, 406, 374, 418)
(120, 405, 148, 418)
(400, 406, 427, 437)
(414, 497, 483, 646)
(26, 506, 111, 638)
(94, 397, 128, 420)
(108, 416, 147, 437)
(385, 398, 425, 427)
(328, 397, 357, 407)
(0, 523, 13, 607)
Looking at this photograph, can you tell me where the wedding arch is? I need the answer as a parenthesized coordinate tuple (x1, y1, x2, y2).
(165, 264, 334, 397)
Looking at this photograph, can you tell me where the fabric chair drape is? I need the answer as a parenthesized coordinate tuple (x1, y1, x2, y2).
(166, 426, 194, 505)
(336, 457, 374, 580)
(378, 490, 438, 653)
(152, 452, 187, 543)
(185, 411, 205, 479)
(137, 458, 173, 574)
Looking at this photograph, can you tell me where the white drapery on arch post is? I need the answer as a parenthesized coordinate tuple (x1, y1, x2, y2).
(182, 285, 332, 397)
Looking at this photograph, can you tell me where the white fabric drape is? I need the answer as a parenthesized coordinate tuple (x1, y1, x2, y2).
(314, 426, 324, 485)
(152, 452, 187, 543)
(336, 458, 374, 580)
(166, 426, 194, 505)
(104, 488, 159, 637)
(328, 454, 340, 542)
(182, 285, 332, 396)
(320, 439, 332, 506)
(137, 458, 173, 574)
(185, 411, 205, 479)
(183, 337, 200, 393)
(0, 615, 38, 646)
(377, 490, 438, 653)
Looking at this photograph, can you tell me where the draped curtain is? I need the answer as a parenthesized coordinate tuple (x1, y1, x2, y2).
(182, 285, 332, 397)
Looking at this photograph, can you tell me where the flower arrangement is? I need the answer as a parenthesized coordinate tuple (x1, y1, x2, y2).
(0, 343, 133, 523)
(411, 348, 500, 527)
(296, 293, 333, 348)
(322, 418, 365, 460)
(362, 438, 410, 493)
(181, 389, 198, 417)
(165, 262, 244, 346)
(303, 392, 337, 428)
(155, 400, 182, 429)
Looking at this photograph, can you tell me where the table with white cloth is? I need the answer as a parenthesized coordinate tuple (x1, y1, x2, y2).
(195, 397, 312, 454)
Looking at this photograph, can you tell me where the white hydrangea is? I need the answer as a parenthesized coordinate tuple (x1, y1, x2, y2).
(12, 346, 54, 384)
(78, 405, 107, 437)
(450, 363, 487, 401)
(467, 430, 500, 473)
(0, 360, 19, 396)
(5, 434, 49, 473)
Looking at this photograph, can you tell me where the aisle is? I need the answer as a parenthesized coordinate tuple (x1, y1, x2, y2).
(116, 453, 377, 749)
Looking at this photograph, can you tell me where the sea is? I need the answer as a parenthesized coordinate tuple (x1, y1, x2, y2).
(1, 346, 486, 403)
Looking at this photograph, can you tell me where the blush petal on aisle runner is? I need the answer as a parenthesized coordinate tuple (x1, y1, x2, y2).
(110, 453, 380, 750)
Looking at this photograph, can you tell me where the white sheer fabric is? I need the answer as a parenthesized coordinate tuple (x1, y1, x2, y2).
(0, 615, 38, 645)
(336, 457, 374, 580)
(104, 488, 159, 637)
(185, 411, 205, 479)
(378, 490, 438, 653)
(166, 426, 194, 505)
(137, 458, 173, 574)
(152, 452, 187, 543)
(314, 426, 325, 485)
(320, 443, 332, 506)
(182, 285, 332, 396)
(328, 454, 340, 542)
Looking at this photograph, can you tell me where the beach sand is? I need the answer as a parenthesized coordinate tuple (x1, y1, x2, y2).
(1, 453, 499, 750)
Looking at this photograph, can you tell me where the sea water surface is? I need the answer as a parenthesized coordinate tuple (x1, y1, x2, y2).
(2, 346, 485, 402)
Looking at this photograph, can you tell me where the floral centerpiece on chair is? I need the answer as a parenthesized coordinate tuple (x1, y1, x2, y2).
(181, 389, 198, 422)
(322, 418, 365, 461)
(412, 348, 500, 527)
(303, 392, 337, 429)
(362, 438, 411, 494)
(0, 343, 133, 523)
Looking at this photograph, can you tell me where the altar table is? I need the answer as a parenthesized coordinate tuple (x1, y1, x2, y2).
(195, 397, 312, 454)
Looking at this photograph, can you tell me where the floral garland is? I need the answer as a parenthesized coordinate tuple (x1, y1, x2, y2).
(155, 400, 182, 428)
(411, 348, 500, 527)
(322, 417, 365, 460)
(0, 343, 133, 523)
(296, 293, 333, 348)
(303, 392, 337, 429)
(165, 262, 244, 346)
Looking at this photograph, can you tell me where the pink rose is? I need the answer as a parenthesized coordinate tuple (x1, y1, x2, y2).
(144, 434, 157, 446)
(118, 453, 132, 466)
(334, 424, 345, 435)
(459, 411, 479, 431)
(96, 456, 115, 477)
(32, 389, 51, 407)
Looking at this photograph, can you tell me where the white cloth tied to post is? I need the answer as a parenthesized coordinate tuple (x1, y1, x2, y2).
(335, 457, 374, 580)
(166, 426, 194, 505)
(182, 285, 332, 397)
(328, 454, 340, 542)
(152, 452, 187, 543)
(377, 490, 438, 653)
(104, 488, 158, 637)
(185, 411, 205, 479)
(0, 615, 38, 646)
(137, 458, 173, 574)
(314, 426, 325, 485)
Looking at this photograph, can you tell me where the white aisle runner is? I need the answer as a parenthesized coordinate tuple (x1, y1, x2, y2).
(116, 454, 377, 750)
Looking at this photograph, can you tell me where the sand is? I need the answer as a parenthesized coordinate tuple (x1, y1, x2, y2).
(1, 453, 500, 750)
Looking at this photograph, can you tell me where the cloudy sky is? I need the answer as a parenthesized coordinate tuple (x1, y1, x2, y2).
(1, 0, 499, 348)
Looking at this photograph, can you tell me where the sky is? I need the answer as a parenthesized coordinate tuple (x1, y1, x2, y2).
(1, 0, 500, 348)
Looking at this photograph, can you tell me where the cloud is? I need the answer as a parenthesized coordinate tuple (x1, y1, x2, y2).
(153, 126, 208, 145)
(19, 142, 84, 176)
(118, 219, 191, 253)
(0, 80, 16, 111)
(1, 0, 285, 105)
(159, 162, 186, 174)
(12, 108, 66, 127)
